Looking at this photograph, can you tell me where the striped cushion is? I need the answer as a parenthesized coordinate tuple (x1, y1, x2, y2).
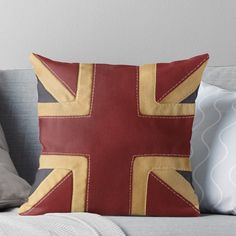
(19, 53, 209, 216)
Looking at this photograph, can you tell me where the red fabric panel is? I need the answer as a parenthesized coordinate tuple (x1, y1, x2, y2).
(146, 172, 199, 216)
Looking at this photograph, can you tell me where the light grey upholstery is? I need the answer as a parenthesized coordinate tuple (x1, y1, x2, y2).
(109, 214, 236, 236)
(0, 68, 235, 236)
(203, 66, 236, 91)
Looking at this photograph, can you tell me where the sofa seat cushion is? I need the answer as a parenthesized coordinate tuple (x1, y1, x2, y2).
(109, 214, 236, 236)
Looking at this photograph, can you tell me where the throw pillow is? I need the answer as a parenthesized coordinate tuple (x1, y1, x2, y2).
(19, 53, 209, 216)
(191, 81, 236, 214)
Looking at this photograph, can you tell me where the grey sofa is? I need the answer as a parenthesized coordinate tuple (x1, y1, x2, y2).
(0, 69, 235, 236)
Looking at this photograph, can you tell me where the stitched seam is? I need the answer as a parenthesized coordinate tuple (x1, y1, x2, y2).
(22, 172, 73, 215)
(132, 153, 189, 157)
(37, 56, 76, 97)
(138, 114, 195, 119)
(150, 172, 199, 214)
(128, 154, 189, 215)
(86, 155, 91, 212)
(157, 56, 209, 102)
(136, 66, 141, 118)
(42, 152, 90, 156)
(135, 66, 194, 119)
(129, 156, 135, 215)
(89, 64, 96, 116)
(39, 115, 194, 119)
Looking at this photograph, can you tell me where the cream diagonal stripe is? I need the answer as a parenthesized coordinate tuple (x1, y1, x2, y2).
(30, 54, 75, 102)
(161, 61, 208, 103)
(18, 169, 71, 214)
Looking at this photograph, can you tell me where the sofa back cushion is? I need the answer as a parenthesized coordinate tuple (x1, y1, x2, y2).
(0, 70, 41, 184)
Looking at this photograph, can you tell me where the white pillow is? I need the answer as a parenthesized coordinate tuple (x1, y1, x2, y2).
(191, 81, 236, 214)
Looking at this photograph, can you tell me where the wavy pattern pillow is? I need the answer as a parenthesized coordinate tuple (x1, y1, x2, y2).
(0, 124, 31, 209)
(191, 82, 236, 214)
(19, 53, 209, 216)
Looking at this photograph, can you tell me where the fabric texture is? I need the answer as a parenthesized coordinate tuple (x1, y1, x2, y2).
(191, 82, 236, 214)
(0, 123, 31, 209)
(0, 69, 40, 184)
(0, 209, 125, 236)
(19, 53, 209, 216)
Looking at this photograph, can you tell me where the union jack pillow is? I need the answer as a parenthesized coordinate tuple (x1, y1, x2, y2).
(19, 53, 209, 216)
